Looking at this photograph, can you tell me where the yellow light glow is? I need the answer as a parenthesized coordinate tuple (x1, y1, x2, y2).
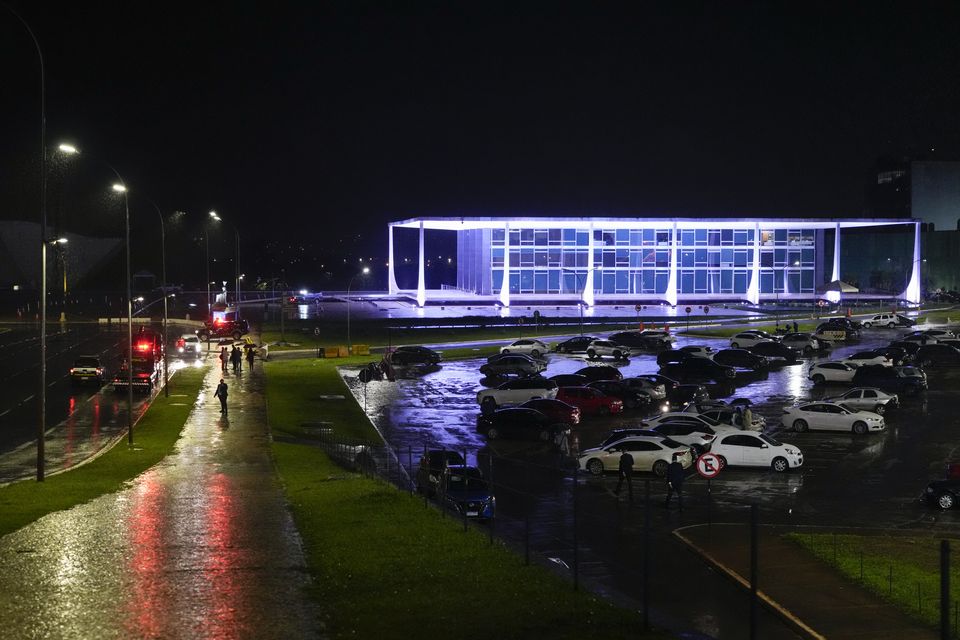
(112, 183, 127, 193)
(57, 143, 79, 154)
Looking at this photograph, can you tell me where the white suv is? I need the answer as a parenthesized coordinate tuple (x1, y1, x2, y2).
(585, 340, 629, 360)
(861, 314, 900, 329)
(477, 377, 558, 411)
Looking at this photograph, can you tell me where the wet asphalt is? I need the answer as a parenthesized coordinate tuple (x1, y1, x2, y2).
(343, 324, 960, 639)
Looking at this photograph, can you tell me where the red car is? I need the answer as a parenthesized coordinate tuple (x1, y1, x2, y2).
(555, 386, 625, 416)
(519, 398, 581, 426)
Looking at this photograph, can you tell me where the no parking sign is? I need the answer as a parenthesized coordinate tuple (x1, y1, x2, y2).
(696, 453, 722, 479)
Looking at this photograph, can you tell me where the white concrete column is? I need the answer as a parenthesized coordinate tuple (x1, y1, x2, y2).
(498, 223, 511, 307)
(387, 224, 399, 295)
(583, 223, 595, 306)
(416, 221, 426, 307)
(903, 221, 922, 304)
(826, 223, 841, 303)
(746, 222, 761, 305)
(665, 222, 678, 306)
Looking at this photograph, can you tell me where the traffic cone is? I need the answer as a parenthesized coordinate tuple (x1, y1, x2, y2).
(664, 323, 670, 334)
(846, 307, 851, 318)
(639, 320, 645, 331)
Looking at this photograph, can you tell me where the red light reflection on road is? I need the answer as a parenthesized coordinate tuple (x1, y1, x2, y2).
(201, 471, 242, 638)
(123, 476, 168, 638)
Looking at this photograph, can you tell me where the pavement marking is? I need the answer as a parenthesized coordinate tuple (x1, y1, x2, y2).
(672, 525, 826, 640)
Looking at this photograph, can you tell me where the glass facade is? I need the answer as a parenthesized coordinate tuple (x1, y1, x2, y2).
(489, 225, 817, 296)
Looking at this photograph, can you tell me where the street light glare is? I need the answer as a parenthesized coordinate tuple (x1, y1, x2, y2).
(209, 210, 218, 217)
(56, 237, 68, 244)
(57, 143, 79, 154)
(362, 267, 370, 274)
(112, 183, 127, 193)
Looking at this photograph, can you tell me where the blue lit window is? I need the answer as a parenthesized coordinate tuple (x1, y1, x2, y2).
(548, 249, 561, 266)
(681, 250, 695, 267)
(510, 249, 520, 265)
(519, 249, 533, 267)
(760, 250, 773, 268)
(721, 270, 733, 292)
(576, 251, 589, 267)
(801, 249, 815, 266)
(492, 248, 504, 267)
(708, 270, 721, 293)
(642, 249, 655, 265)
(774, 249, 786, 267)
(774, 270, 785, 292)
(760, 271, 774, 293)
(734, 250, 748, 267)
(534, 271, 548, 293)
(563, 229, 577, 245)
(549, 229, 562, 245)
(708, 251, 721, 267)
(655, 271, 669, 294)
(656, 251, 670, 268)
(520, 271, 533, 292)
(601, 272, 615, 294)
(548, 270, 560, 292)
(616, 270, 629, 292)
(534, 250, 548, 267)
(509, 230, 520, 245)
(788, 271, 801, 293)
(720, 248, 734, 266)
(787, 250, 801, 267)
(641, 270, 655, 293)
(721, 229, 733, 245)
(629, 250, 643, 267)
(733, 271, 748, 294)
(734, 230, 748, 246)
(695, 229, 707, 245)
(563, 252, 578, 267)
(534, 230, 547, 246)
(616, 229, 629, 245)
(603, 250, 616, 268)
(492, 229, 505, 245)
(695, 270, 707, 292)
(681, 230, 695, 246)
(643, 229, 655, 244)
(708, 230, 721, 246)
(562, 272, 580, 293)
(577, 231, 590, 246)
(509, 272, 520, 293)
(630, 230, 643, 246)
(680, 271, 694, 294)
(520, 229, 534, 245)
(775, 229, 787, 245)
(492, 269, 503, 291)
(616, 249, 629, 266)
(801, 269, 814, 292)
(695, 249, 707, 266)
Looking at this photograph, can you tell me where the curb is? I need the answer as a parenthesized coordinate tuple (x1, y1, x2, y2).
(673, 524, 826, 640)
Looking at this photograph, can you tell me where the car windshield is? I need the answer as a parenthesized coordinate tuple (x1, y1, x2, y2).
(899, 367, 921, 376)
(661, 438, 685, 449)
(759, 433, 781, 447)
(74, 357, 99, 367)
(694, 414, 721, 426)
(837, 404, 855, 413)
(447, 474, 488, 492)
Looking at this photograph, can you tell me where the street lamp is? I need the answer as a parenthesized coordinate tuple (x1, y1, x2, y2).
(145, 201, 170, 397)
(110, 180, 135, 445)
(346, 267, 370, 353)
(206, 211, 219, 321)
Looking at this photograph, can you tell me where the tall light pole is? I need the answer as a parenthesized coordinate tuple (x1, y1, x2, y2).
(111, 180, 135, 445)
(146, 201, 169, 397)
(206, 210, 219, 321)
(346, 267, 370, 354)
(209, 211, 241, 317)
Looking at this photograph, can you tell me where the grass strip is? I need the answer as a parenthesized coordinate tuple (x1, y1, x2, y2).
(265, 357, 666, 638)
(684, 321, 820, 338)
(0, 367, 206, 537)
(786, 532, 960, 630)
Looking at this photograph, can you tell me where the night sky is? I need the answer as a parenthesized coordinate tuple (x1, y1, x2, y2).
(3, 1, 960, 284)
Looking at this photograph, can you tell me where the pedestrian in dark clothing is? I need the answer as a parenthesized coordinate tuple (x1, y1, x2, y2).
(214, 378, 228, 414)
(219, 347, 229, 372)
(245, 345, 255, 368)
(664, 454, 685, 510)
(792, 320, 799, 333)
(230, 345, 241, 373)
(614, 450, 634, 500)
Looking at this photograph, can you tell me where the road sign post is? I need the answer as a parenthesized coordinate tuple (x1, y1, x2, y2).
(685, 306, 692, 331)
(696, 452, 721, 535)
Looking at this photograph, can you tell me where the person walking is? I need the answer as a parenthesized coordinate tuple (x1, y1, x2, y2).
(245, 345, 255, 369)
(664, 453, 685, 510)
(231, 345, 241, 373)
(214, 378, 228, 414)
(219, 347, 229, 373)
(793, 320, 799, 333)
(742, 405, 754, 430)
(614, 449, 634, 500)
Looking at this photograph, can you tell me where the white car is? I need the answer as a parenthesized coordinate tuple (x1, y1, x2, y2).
(730, 331, 778, 349)
(646, 421, 728, 456)
(578, 436, 693, 477)
(176, 334, 202, 356)
(823, 387, 899, 415)
(861, 313, 902, 329)
(477, 377, 558, 411)
(585, 340, 629, 360)
(643, 412, 741, 434)
(902, 330, 956, 345)
(781, 402, 885, 434)
(499, 339, 550, 359)
(780, 333, 827, 355)
(710, 432, 803, 472)
(699, 407, 766, 431)
(808, 361, 858, 384)
(840, 351, 892, 368)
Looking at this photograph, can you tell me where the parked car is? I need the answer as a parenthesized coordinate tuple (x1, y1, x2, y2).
(479, 354, 545, 378)
(598, 428, 664, 448)
(659, 357, 736, 382)
(748, 341, 798, 363)
(902, 329, 956, 345)
(574, 365, 623, 382)
(549, 373, 591, 387)
(500, 339, 549, 358)
(861, 313, 915, 328)
(175, 334, 202, 356)
(876, 345, 912, 366)
(808, 361, 858, 384)
(578, 436, 693, 477)
(823, 388, 899, 414)
(699, 407, 766, 431)
(820, 317, 863, 334)
(889, 340, 922, 357)
(390, 345, 442, 366)
(438, 465, 495, 519)
(668, 383, 710, 406)
(815, 320, 861, 341)
(914, 344, 960, 367)
(729, 330, 778, 349)
(620, 377, 668, 401)
(922, 478, 960, 510)
(197, 317, 250, 341)
(713, 348, 769, 371)
(475, 407, 569, 442)
(710, 432, 803, 472)
(586, 340, 629, 360)
(609, 330, 674, 350)
(587, 380, 652, 410)
(69, 356, 105, 386)
(656, 349, 692, 366)
(841, 350, 892, 368)
(554, 335, 598, 353)
(851, 364, 928, 395)
(644, 411, 735, 431)
(780, 332, 829, 355)
(416, 450, 466, 496)
(636, 374, 681, 393)
(477, 377, 559, 411)
(646, 421, 723, 456)
(781, 402, 885, 434)
(555, 386, 624, 416)
(679, 345, 718, 359)
(519, 398, 581, 425)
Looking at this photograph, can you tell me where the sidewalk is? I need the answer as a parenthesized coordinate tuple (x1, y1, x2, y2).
(0, 359, 319, 639)
(675, 523, 938, 639)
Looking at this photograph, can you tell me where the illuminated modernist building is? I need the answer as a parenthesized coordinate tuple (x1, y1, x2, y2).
(387, 218, 921, 307)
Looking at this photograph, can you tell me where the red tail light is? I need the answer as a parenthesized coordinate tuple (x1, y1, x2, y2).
(135, 341, 151, 352)
(69, 368, 75, 374)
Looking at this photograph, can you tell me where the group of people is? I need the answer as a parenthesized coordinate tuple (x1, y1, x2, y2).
(615, 450, 686, 510)
(219, 344, 255, 374)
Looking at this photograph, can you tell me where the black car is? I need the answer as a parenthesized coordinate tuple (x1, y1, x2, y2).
(438, 465, 495, 519)
(197, 317, 250, 341)
(656, 349, 692, 366)
(922, 478, 960, 509)
(667, 383, 710, 406)
(554, 336, 598, 353)
(390, 345, 441, 366)
(586, 380, 652, 410)
(574, 365, 623, 382)
(479, 354, 545, 378)
(636, 374, 681, 393)
(914, 344, 960, 368)
(713, 348, 769, 370)
(609, 330, 673, 350)
(851, 364, 927, 395)
(549, 373, 591, 387)
(889, 340, 922, 356)
(816, 318, 861, 339)
(659, 357, 736, 382)
(416, 450, 466, 496)
(877, 345, 912, 366)
(748, 341, 798, 363)
(475, 408, 569, 443)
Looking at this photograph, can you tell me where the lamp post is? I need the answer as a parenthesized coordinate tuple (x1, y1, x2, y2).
(111, 180, 135, 445)
(146, 200, 169, 397)
(346, 267, 370, 354)
(207, 211, 241, 317)
(561, 268, 586, 336)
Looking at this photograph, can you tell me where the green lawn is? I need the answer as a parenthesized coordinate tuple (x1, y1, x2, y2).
(265, 357, 666, 639)
(787, 533, 960, 630)
(684, 321, 819, 338)
(0, 367, 205, 537)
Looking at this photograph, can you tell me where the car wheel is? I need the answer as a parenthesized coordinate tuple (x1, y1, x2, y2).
(793, 419, 808, 433)
(587, 458, 604, 476)
(731, 342, 740, 349)
(812, 374, 825, 385)
(938, 492, 956, 510)
(233, 331, 242, 340)
(887, 322, 897, 328)
(771, 457, 789, 473)
(597, 405, 609, 416)
(613, 350, 623, 360)
(716, 455, 727, 469)
(501, 349, 510, 355)
(862, 322, 872, 328)
(481, 397, 497, 414)
(852, 421, 868, 435)
(586, 349, 596, 359)
(803, 346, 813, 355)
(531, 349, 540, 359)
(624, 397, 637, 410)
(487, 427, 500, 440)
(538, 429, 552, 442)
(652, 460, 668, 477)
(873, 404, 885, 415)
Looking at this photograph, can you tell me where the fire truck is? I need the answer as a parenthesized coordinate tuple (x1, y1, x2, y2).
(113, 327, 164, 393)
